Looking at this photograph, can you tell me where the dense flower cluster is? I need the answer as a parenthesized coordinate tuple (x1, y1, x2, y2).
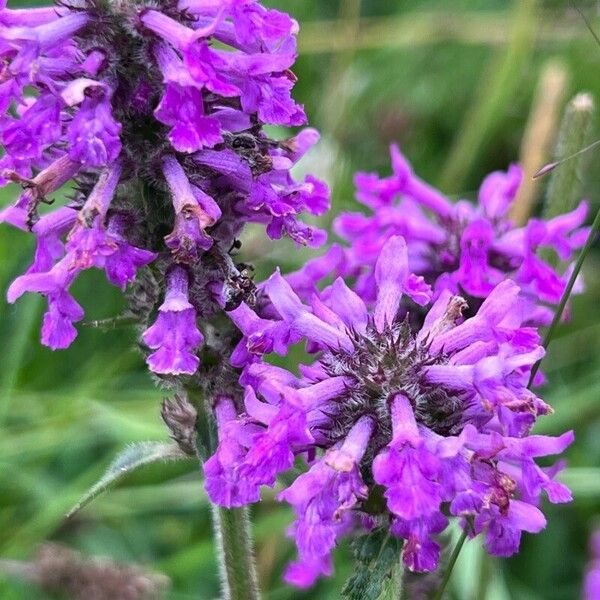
(584, 530, 600, 600)
(295, 144, 587, 324)
(209, 235, 574, 587)
(0, 0, 582, 593)
(0, 0, 328, 373)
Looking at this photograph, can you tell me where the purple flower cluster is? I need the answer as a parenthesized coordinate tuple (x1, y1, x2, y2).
(316, 144, 587, 324)
(0, 0, 328, 372)
(209, 234, 574, 587)
(0, 0, 581, 591)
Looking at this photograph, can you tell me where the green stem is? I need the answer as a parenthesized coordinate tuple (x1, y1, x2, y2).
(433, 529, 469, 600)
(528, 203, 600, 386)
(211, 504, 260, 600)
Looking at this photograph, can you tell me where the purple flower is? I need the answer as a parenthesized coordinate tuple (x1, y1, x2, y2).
(210, 235, 573, 584)
(0, 12, 87, 102)
(278, 415, 373, 586)
(203, 393, 262, 507)
(101, 221, 157, 290)
(7, 256, 83, 349)
(65, 84, 122, 167)
(0, 205, 77, 273)
(373, 394, 442, 522)
(228, 301, 300, 367)
(153, 43, 223, 153)
(162, 154, 218, 262)
(66, 163, 156, 284)
(392, 513, 448, 572)
(142, 266, 203, 375)
(327, 144, 587, 319)
(139, 4, 303, 125)
(284, 243, 345, 300)
(1, 94, 62, 160)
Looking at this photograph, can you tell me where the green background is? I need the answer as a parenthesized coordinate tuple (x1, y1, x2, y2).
(1, 1, 600, 598)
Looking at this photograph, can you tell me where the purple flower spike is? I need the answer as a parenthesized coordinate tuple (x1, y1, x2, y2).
(216, 233, 574, 585)
(142, 266, 202, 375)
(1, 2, 577, 592)
(0, 0, 327, 377)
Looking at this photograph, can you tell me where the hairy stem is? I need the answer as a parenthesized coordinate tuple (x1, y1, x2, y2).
(211, 504, 260, 600)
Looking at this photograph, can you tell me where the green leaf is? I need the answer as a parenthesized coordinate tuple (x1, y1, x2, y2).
(342, 529, 403, 600)
(66, 441, 190, 518)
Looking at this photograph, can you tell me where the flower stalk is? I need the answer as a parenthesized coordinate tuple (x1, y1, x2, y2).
(211, 505, 260, 600)
(432, 528, 469, 600)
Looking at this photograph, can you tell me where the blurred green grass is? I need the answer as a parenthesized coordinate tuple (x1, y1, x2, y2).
(2, 1, 600, 598)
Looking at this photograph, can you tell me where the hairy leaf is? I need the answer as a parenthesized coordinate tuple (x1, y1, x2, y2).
(342, 529, 404, 600)
(67, 441, 190, 517)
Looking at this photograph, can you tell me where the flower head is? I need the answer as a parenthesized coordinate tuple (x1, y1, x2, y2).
(209, 235, 573, 585)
